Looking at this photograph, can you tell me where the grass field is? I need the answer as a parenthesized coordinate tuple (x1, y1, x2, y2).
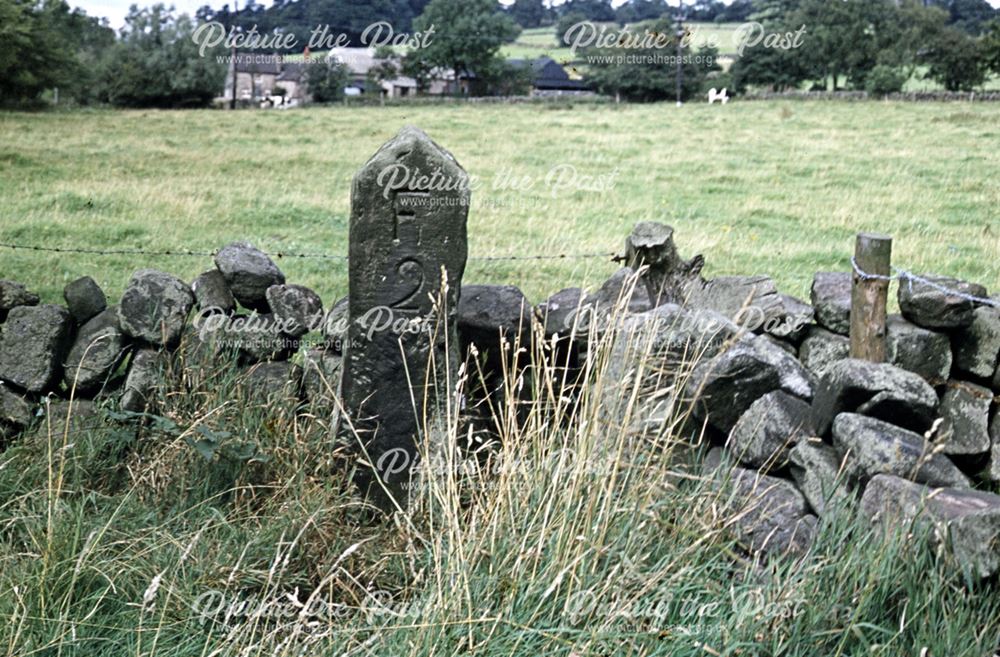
(500, 26, 575, 61)
(3, 100, 1000, 656)
(1, 101, 998, 307)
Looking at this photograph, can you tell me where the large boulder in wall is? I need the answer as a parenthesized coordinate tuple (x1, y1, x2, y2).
(798, 326, 849, 377)
(810, 359, 938, 436)
(886, 314, 951, 382)
(536, 287, 586, 338)
(686, 275, 783, 330)
(686, 333, 814, 434)
(458, 285, 533, 354)
(63, 276, 107, 325)
(789, 439, 851, 517)
(63, 306, 128, 393)
(583, 268, 652, 318)
(936, 381, 992, 456)
(604, 304, 740, 436)
(950, 306, 1000, 380)
(266, 284, 324, 338)
(861, 474, 1000, 578)
(831, 412, 969, 489)
(727, 390, 811, 471)
(192, 269, 236, 315)
(120, 348, 164, 413)
(0, 384, 34, 428)
(810, 272, 851, 335)
(0, 304, 73, 393)
(0, 279, 39, 323)
(714, 467, 817, 557)
(118, 269, 194, 347)
(898, 274, 987, 329)
(458, 284, 534, 392)
(214, 241, 285, 312)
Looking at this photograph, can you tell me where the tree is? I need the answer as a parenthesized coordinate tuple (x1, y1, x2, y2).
(198, 0, 424, 49)
(99, 5, 225, 107)
(366, 45, 401, 96)
(786, 0, 900, 90)
(921, 26, 986, 90)
(401, 52, 435, 93)
(716, 0, 753, 23)
(876, 1, 949, 84)
(926, 0, 998, 34)
(749, 0, 801, 25)
(307, 56, 350, 102)
(981, 20, 1000, 75)
(730, 43, 809, 92)
(685, 1, 725, 22)
(583, 17, 720, 101)
(727, 0, 810, 91)
(0, 0, 66, 103)
(405, 0, 519, 95)
(556, 11, 590, 47)
(509, 0, 546, 29)
(0, 0, 112, 104)
(865, 64, 906, 96)
(560, 0, 615, 23)
(477, 58, 535, 95)
(615, 0, 670, 24)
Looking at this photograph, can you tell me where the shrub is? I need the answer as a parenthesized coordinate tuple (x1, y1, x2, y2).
(306, 58, 350, 103)
(865, 65, 907, 96)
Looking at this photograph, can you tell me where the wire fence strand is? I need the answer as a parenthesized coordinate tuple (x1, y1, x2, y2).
(851, 256, 998, 308)
(0, 242, 618, 263)
(4, 242, 992, 301)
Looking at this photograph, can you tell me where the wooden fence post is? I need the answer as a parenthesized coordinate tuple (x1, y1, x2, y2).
(850, 232, 892, 362)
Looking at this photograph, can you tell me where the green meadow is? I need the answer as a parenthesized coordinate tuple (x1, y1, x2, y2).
(1, 101, 997, 306)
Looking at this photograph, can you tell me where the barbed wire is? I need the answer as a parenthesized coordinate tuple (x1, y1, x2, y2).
(851, 256, 998, 308)
(0, 242, 617, 263)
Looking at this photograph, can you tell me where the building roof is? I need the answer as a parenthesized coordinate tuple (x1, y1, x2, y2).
(276, 62, 305, 82)
(232, 54, 282, 75)
(324, 47, 417, 88)
(326, 47, 381, 76)
(508, 56, 589, 90)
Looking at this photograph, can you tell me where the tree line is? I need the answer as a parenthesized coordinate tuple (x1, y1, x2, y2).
(2, 0, 1000, 107)
(728, 0, 1000, 94)
(1, 0, 224, 107)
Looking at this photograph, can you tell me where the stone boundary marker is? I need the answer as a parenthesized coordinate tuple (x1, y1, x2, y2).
(342, 125, 470, 507)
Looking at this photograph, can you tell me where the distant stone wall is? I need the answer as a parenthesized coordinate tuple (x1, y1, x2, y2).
(1, 223, 999, 575)
(740, 90, 1000, 102)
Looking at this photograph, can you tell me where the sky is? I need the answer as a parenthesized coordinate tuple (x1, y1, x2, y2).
(75, 0, 1000, 32)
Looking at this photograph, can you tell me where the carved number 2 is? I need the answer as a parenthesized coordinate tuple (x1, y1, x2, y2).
(389, 258, 424, 311)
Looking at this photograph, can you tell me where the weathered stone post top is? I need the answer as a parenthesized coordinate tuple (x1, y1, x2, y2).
(348, 124, 470, 316)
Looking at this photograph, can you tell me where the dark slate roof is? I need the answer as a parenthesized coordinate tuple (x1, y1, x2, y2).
(508, 56, 589, 90)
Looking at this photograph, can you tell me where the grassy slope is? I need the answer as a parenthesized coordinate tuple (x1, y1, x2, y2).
(501, 26, 574, 61)
(1, 101, 998, 307)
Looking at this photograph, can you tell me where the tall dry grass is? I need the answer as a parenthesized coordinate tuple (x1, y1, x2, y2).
(1, 281, 999, 656)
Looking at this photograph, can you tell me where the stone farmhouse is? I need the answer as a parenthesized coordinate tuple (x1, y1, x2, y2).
(220, 51, 586, 105)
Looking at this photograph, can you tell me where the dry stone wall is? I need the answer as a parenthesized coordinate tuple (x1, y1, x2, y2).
(1, 217, 999, 575)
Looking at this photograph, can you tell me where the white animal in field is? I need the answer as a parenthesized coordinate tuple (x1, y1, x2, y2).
(707, 87, 729, 105)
